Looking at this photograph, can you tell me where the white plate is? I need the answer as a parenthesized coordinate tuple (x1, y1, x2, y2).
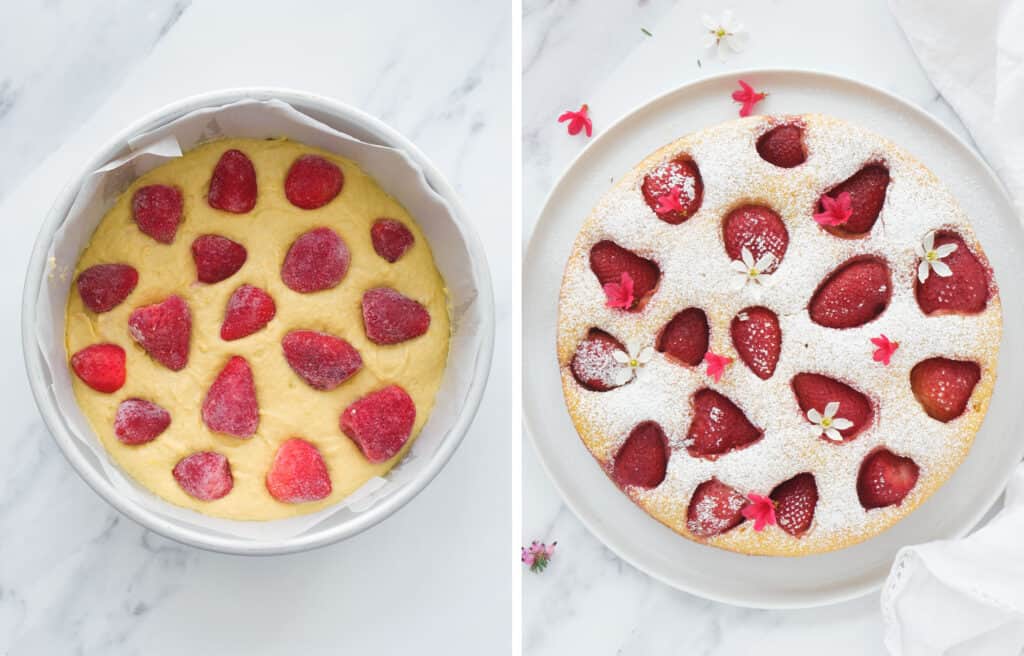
(523, 69, 1024, 608)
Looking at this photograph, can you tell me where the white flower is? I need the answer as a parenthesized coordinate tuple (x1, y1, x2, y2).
(611, 339, 654, 386)
(702, 10, 748, 61)
(807, 402, 854, 442)
(730, 247, 775, 289)
(915, 231, 957, 283)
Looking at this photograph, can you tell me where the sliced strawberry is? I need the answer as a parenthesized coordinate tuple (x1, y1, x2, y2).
(686, 478, 748, 538)
(570, 328, 628, 391)
(220, 284, 276, 341)
(910, 357, 981, 422)
(285, 155, 344, 210)
(266, 438, 332, 503)
(612, 421, 669, 489)
(731, 307, 782, 380)
(756, 124, 806, 168)
(722, 205, 788, 273)
(282, 329, 362, 391)
(70, 344, 126, 393)
(207, 149, 257, 213)
(915, 231, 990, 315)
(771, 473, 818, 537)
(340, 385, 416, 463)
(686, 389, 762, 459)
(127, 295, 191, 371)
(792, 373, 873, 441)
(371, 218, 415, 263)
(656, 308, 708, 366)
(588, 241, 660, 311)
(281, 227, 350, 293)
(173, 452, 233, 501)
(809, 256, 892, 329)
(641, 157, 704, 224)
(76, 264, 138, 313)
(114, 398, 170, 445)
(857, 449, 919, 509)
(818, 164, 890, 235)
(361, 287, 431, 345)
(202, 356, 258, 438)
(131, 185, 182, 244)
(192, 234, 247, 283)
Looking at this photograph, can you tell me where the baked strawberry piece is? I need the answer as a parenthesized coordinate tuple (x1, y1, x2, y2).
(361, 287, 431, 345)
(173, 452, 233, 501)
(771, 473, 818, 537)
(588, 241, 660, 312)
(76, 264, 138, 313)
(371, 218, 415, 263)
(281, 227, 350, 293)
(132, 185, 182, 244)
(266, 438, 332, 503)
(192, 234, 247, 283)
(656, 308, 708, 367)
(202, 356, 258, 438)
(128, 295, 191, 371)
(817, 164, 889, 235)
(570, 329, 629, 391)
(340, 385, 416, 463)
(915, 231, 990, 315)
(641, 157, 704, 224)
(285, 155, 344, 210)
(220, 284, 276, 341)
(857, 449, 919, 509)
(731, 307, 781, 380)
(686, 389, 762, 458)
(722, 205, 788, 273)
(282, 330, 362, 391)
(809, 256, 892, 329)
(114, 398, 171, 445)
(756, 124, 806, 168)
(910, 357, 980, 422)
(612, 421, 669, 489)
(792, 373, 873, 441)
(207, 149, 257, 213)
(687, 478, 748, 538)
(71, 344, 126, 393)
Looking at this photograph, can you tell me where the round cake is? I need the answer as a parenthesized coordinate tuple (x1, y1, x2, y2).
(66, 137, 450, 520)
(557, 114, 1001, 556)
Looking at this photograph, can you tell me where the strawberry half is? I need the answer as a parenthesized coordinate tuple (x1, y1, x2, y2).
(722, 205, 788, 273)
(202, 356, 258, 438)
(686, 478, 748, 538)
(915, 231, 989, 315)
(266, 438, 332, 503)
(857, 449, 919, 509)
(192, 234, 247, 283)
(756, 124, 806, 168)
(612, 421, 669, 489)
(792, 372, 873, 441)
(910, 357, 981, 422)
(282, 329, 362, 391)
(588, 241, 660, 312)
(173, 452, 233, 501)
(656, 308, 708, 367)
(70, 344, 126, 393)
(371, 218, 415, 263)
(207, 149, 257, 213)
(570, 328, 628, 391)
(818, 164, 889, 235)
(114, 398, 171, 445)
(132, 185, 182, 244)
(128, 295, 191, 371)
(340, 385, 416, 464)
(771, 473, 818, 537)
(361, 287, 431, 345)
(641, 157, 704, 224)
(285, 155, 344, 210)
(76, 263, 138, 313)
(809, 256, 892, 329)
(686, 389, 762, 459)
(731, 306, 781, 380)
(281, 227, 350, 293)
(220, 284, 276, 341)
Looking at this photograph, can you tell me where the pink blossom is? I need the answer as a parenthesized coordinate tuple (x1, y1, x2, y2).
(558, 104, 592, 137)
(603, 272, 635, 309)
(813, 192, 853, 227)
(704, 351, 733, 383)
(741, 493, 777, 531)
(732, 80, 767, 117)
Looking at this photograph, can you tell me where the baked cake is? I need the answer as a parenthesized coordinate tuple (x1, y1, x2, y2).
(557, 114, 1001, 556)
(66, 137, 450, 520)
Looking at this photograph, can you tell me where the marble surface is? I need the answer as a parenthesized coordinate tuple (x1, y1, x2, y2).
(522, 0, 979, 654)
(0, 1, 514, 654)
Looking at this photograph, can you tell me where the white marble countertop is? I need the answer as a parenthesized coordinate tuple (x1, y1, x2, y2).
(0, 1, 514, 654)
(522, 0, 976, 653)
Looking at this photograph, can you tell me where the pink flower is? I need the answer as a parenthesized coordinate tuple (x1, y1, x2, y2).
(558, 104, 592, 137)
(704, 351, 733, 383)
(522, 540, 557, 573)
(741, 493, 777, 531)
(603, 272, 635, 309)
(731, 80, 767, 117)
(813, 192, 853, 227)
(871, 334, 899, 365)
(655, 187, 684, 215)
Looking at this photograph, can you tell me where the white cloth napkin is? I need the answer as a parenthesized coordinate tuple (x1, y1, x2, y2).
(883, 2, 1024, 654)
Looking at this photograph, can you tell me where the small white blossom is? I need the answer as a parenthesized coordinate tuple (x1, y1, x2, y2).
(702, 10, 749, 61)
(807, 401, 854, 442)
(915, 231, 958, 283)
(611, 339, 654, 386)
(730, 247, 775, 289)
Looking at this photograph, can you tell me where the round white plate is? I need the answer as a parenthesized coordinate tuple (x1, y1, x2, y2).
(523, 69, 1024, 608)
